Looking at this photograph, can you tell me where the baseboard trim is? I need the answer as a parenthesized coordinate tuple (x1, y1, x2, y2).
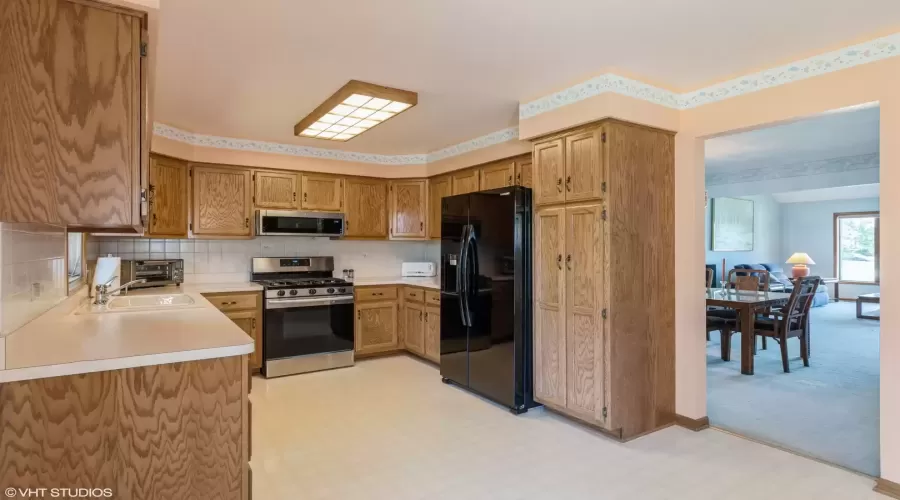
(674, 414, 710, 431)
(875, 478, 900, 499)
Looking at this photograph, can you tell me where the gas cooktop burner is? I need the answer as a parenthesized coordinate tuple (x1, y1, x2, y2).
(259, 278, 350, 289)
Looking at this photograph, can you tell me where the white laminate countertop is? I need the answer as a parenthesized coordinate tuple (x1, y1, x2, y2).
(0, 284, 259, 383)
(351, 277, 441, 290)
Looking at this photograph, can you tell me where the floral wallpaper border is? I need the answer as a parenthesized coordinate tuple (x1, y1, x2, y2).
(521, 32, 900, 118)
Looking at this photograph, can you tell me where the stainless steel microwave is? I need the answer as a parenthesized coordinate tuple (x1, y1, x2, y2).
(256, 210, 344, 237)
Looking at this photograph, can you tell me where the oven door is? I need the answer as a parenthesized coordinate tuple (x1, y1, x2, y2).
(264, 296, 355, 362)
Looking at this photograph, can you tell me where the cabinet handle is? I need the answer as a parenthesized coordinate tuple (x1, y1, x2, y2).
(566, 176, 572, 192)
(420, 221, 424, 231)
(357, 311, 360, 319)
(251, 318, 256, 329)
(419, 311, 423, 320)
(556, 178, 563, 192)
(425, 312, 429, 321)
(507, 175, 512, 185)
(244, 218, 249, 228)
(557, 254, 563, 270)
(516, 173, 521, 184)
(293, 192, 297, 201)
(152, 213, 157, 226)
(304, 192, 308, 201)
(566, 254, 572, 270)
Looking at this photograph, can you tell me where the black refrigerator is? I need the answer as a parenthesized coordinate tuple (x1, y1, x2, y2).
(440, 185, 537, 414)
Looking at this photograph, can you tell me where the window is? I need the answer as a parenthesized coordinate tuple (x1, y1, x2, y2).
(835, 212, 879, 284)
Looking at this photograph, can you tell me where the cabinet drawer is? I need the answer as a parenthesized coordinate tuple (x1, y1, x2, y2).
(355, 286, 398, 301)
(403, 287, 424, 303)
(425, 290, 441, 305)
(205, 292, 259, 311)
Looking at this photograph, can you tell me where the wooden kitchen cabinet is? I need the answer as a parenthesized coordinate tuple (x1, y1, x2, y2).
(424, 305, 440, 363)
(403, 301, 426, 356)
(344, 178, 388, 238)
(515, 156, 533, 188)
(254, 171, 297, 209)
(300, 174, 343, 211)
(204, 291, 263, 373)
(192, 165, 253, 237)
(355, 301, 399, 355)
(533, 139, 566, 206)
(148, 155, 189, 238)
(428, 176, 452, 239)
(390, 179, 428, 239)
(480, 161, 515, 190)
(225, 310, 263, 372)
(451, 169, 480, 195)
(531, 119, 674, 440)
(1, 0, 147, 230)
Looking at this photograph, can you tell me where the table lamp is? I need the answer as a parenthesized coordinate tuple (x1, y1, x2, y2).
(786, 252, 815, 278)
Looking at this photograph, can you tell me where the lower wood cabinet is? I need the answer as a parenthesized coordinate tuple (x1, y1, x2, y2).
(354, 285, 440, 362)
(403, 301, 425, 355)
(355, 301, 399, 355)
(424, 305, 440, 363)
(204, 291, 263, 372)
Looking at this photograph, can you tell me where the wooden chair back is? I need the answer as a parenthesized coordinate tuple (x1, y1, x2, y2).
(780, 276, 821, 331)
(706, 267, 714, 288)
(727, 268, 766, 291)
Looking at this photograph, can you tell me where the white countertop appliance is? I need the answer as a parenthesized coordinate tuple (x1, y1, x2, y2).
(401, 262, 436, 277)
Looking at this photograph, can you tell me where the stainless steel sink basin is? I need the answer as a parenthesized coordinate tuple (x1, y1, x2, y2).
(78, 293, 200, 314)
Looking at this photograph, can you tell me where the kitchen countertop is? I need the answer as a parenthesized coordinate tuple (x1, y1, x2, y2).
(0, 285, 256, 383)
(351, 276, 441, 290)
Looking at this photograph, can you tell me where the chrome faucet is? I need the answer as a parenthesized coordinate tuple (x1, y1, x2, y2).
(94, 278, 147, 305)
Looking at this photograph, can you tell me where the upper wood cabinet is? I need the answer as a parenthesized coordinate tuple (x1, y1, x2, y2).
(254, 171, 297, 209)
(1, 0, 147, 230)
(300, 174, 343, 212)
(428, 176, 452, 239)
(515, 157, 533, 188)
(480, 161, 514, 191)
(451, 169, 480, 195)
(148, 155, 189, 238)
(191, 165, 253, 237)
(344, 178, 388, 238)
(533, 127, 605, 206)
(390, 179, 427, 239)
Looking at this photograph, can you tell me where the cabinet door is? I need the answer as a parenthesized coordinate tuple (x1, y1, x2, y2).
(428, 177, 452, 239)
(390, 180, 427, 239)
(534, 206, 567, 407)
(300, 174, 343, 211)
(1, 0, 144, 227)
(515, 157, 533, 188)
(149, 155, 189, 237)
(565, 204, 607, 425)
(192, 165, 253, 237)
(451, 169, 480, 195)
(404, 301, 425, 355)
(254, 171, 297, 209)
(344, 178, 388, 238)
(480, 161, 514, 191)
(533, 139, 565, 206)
(424, 305, 441, 363)
(565, 129, 604, 203)
(225, 309, 262, 372)
(355, 301, 398, 355)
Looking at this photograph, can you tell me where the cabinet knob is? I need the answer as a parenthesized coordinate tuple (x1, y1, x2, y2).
(507, 175, 512, 185)
(304, 192, 308, 201)
(244, 218, 249, 228)
(566, 254, 572, 271)
(293, 192, 297, 201)
(556, 178, 563, 192)
(420, 221, 424, 231)
(565, 176, 572, 192)
(557, 254, 563, 270)
(425, 312, 429, 321)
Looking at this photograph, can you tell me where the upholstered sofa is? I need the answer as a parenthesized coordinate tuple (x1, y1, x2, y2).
(734, 263, 830, 307)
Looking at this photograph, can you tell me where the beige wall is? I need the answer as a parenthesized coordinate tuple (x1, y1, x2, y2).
(519, 57, 899, 481)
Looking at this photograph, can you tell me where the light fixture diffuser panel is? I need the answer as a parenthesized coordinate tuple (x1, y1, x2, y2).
(294, 80, 417, 141)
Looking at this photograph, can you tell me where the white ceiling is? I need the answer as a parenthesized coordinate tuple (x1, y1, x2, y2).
(154, 0, 900, 155)
(772, 183, 880, 203)
(705, 106, 880, 172)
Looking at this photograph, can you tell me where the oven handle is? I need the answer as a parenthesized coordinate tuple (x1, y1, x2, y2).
(265, 296, 354, 309)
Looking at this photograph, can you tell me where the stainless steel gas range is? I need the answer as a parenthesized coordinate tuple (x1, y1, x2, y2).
(251, 257, 354, 378)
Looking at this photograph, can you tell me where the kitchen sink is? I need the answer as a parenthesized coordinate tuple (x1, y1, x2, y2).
(78, 293, 200, 314)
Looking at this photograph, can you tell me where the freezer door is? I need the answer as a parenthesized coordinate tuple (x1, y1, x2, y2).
(440, 194, 469, 386)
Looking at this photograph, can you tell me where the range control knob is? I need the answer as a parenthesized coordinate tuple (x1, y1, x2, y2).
(277, 290, 286, 297)
(337, 287, 346, 294)
(309, 288, 317, 295)
(327, 288, 335, 294)
(289, 289, 298, 296)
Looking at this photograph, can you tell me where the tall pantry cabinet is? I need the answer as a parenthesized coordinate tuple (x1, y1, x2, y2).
(532, 119, 675, 440)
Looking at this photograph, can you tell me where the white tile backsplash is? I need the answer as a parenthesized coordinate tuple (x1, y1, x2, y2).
(87, 236, 440, 283)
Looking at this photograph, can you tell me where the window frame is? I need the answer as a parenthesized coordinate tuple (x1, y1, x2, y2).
(833, 211, 880, 285)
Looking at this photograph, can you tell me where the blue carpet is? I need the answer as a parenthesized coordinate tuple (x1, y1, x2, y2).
(706, 301, 880, 476)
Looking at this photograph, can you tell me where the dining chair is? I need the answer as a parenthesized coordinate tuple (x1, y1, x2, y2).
(753, 276, 820, 373)
(708, 272, 762, 357)
(706, 267, 714, 289)
(728, 268, 769, 291)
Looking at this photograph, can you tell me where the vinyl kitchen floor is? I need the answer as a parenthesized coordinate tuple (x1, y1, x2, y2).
(250, 355, 880, 500)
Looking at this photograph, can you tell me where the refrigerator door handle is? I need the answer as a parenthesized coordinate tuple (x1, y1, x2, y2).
(457, 225, 470, 327)
(465, 224, 479, 326)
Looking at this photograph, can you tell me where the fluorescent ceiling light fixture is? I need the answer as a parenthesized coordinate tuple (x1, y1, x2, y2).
(294, 80, 417, 142)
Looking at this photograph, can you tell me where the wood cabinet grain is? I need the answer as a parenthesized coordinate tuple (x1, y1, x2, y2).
(428, 176, 452, 239)
(390, 179, 427, 239)
(424, 305, 440, 363)
(534, 206, 567, 407)
(300, 174, 343, 211)
(344, 178, 388, 238)
(480, 161, 514, 190)
(451, 169, 480, 195)
(149, 155, 189, 237)
(403, 301, 425, 355)
(355, 301, 399, 355)
(565, 130, 604, 203)
(515, 157, 533, 188)
(226, 310, 262, 373)
(254, 171, 297, 209)
(533, 139, 565, 206)
(1, 0, 146, 229)
(192, 165, 253, 237)
(204, 292, 263, 373)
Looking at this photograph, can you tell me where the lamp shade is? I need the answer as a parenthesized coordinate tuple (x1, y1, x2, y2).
(786, 252, 815, 265)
